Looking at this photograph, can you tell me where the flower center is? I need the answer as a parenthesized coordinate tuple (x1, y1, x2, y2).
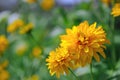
(78, 36, 89, 46)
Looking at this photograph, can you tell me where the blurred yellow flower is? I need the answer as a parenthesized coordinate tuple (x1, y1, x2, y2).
(0, 60, 9, 69)
(60, 21, 109, 66)
(7, 19, 24, 33)
(26, 0, 36, 4)
(30, 75, 39, 80)
(0, 70, 9, 80)
(111, 3, 120, 17)
(40, 0, 55, 11)
(0, 35, 8, 54)
(101, 0, 111, 5)
(0, 66, 2, 71)
(32, 46, 42, 58)
(46, 47, 73, 78)
(19, 23, 34, 34)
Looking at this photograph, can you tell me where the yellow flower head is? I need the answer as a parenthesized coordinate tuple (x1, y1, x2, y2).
(40, 0, 55, 11)
(0, 35, 8, 54)
(7, 19, 24, 33)
(46, 47, 73, 78)
(26, 0, 36, 4)
(0, 60, 9, 69)
(32, 46, 42, 58)
(101, 0, 111, 6)
(27, 74, 39, 80)
(60, 21, 109, 66)
(0, 70, 9, 80)
(31, 75, 39, 80)
(19, 23, 34, 34)
(111, 3, 120, 17)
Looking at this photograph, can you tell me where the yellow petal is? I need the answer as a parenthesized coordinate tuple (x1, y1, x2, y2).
(98, 50, 106, 58)
(93, 53, 100, 62)
(84, 46, 89, 53)
(89, 48, 93, 56)
(90, 22, 96, 29)
(92, 43, 100, 48)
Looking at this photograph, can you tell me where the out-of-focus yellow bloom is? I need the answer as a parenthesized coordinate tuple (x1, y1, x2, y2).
(26, 0, 36, 4)
(7, 19, 24, 33)
(32, 46, 42, 58)
(0, 70, 9, 80)
(101, 0, 111, 5)
(111, 3, 120, 17)
(30, 75, 39, 80)
(40, 0, 55, 11)
(46, 47, 73, 78)
(0, 60, 9, 72)
(19, 23, 34, 34)
(27, 74, 39, 80)
(0, 60, 9, 80)
(0, 35, 8, 54)
(0, 66, 2, 71)
(60, 21, 109, 66)
(0, 60, 9, 69)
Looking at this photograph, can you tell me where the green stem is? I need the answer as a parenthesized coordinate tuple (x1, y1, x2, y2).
(29, 32, 39, 45)
(111, 17, 116, 67)
(90, 63, 94, 80)
(68, 68, 79, 80)
(111, 0, 116, 68)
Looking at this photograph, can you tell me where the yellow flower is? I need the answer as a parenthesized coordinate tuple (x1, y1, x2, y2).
(101, 0, 111, 5)
(19, 23, 34, 34)
(26, 74, 39, 80)
(40, 0, 55, 11)
(0, 61, 7, 71)
(46, 47, 73, 78)
(26, 0, 36, 4)
(30, 75, 39, 80)
(111, 3, 120, 17)
(0, 66, 2, 71)
(0, 60, 9, 69)
(60, 21, 109, 66)
(7, 19, 24, 33)
(0, 70, 9, 80)
(0, 35, 8, 54)
(32, 46, 42, 58)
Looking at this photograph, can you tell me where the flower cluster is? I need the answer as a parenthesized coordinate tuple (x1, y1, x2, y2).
(0, 35, 8, 54)
(0, 35, 9, 79)
(7, 19, 24, 33)
(111, 3, 120, 17)
(19, 23, 34, 34)
(0, 60, 9, 80)
(7, 19, 34, 34)
(46, 21, 109, 77)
